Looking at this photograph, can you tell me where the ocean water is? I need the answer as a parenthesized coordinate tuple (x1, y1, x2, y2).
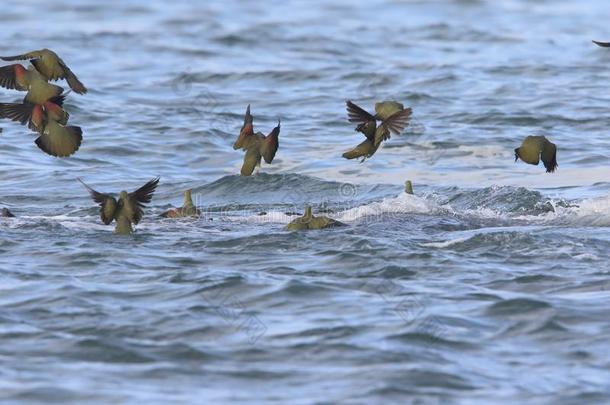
(1, 0, 610, 403)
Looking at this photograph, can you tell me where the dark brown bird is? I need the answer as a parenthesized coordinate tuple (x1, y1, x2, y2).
(1, 49, 86, 94)
(343, 100, 412, 161)
(79, 177, 159, 234)
(514, 135, 558, 173)
(233, 105, 280, 176)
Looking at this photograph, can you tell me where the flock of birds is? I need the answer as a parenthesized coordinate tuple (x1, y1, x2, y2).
(1, 41, 608, 234)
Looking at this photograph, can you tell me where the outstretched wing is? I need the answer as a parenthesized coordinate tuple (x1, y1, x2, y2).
(261, 120, 280, 164)
(0, 64, 27, 91)
(78, 178, 117, 225)
(346, 100, 375, 124)
(234, 104, 255, 150)
(375, 108, 412, 146)
(49, 58, 87, 94)
(0, 102, 36, 127)
(0, 51, 41, 62)
(128, 177, 160, 224)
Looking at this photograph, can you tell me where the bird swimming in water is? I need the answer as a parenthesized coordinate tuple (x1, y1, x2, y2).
(405, 180, 414, 195)
(343, 100, 412, 161)
(592, 40, 610, 48)
(160, 189, 201, 218)
(0, 49, 87, 94)
(78, 177, 160, 234)
(0, 96, 82, 157)
(1, 208, 15, 217)
(514, 135, 558, 173)
(233, 105, 280, 176)
(286, 205, 345, 231)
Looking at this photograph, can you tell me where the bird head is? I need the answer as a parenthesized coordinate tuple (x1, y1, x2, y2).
(514, 148, 520, 162)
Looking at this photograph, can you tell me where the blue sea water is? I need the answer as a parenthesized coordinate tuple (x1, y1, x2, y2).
(1, 0, 610, 403)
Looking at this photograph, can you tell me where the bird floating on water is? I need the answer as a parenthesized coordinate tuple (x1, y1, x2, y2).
(0, 49, 87, 94)
(514, 135, 558, 173)
(343, 100, 412, 161)
(161, 189, 201, 218)
(233, 105, 280, 176)
(79, 177, 160, 235)
(286, 205, 345, 231)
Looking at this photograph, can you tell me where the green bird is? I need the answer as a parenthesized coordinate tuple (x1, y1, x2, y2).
(286, 205, 345, 231)
(233, 105, 280, 176)
(1, 208, 15, 217)
(160, 189, 201, 218)
(78, 177, 160, 234)
(405, 180, 414, 195)
(514, 136, 558, 173)
(0, 97, 82, 157)
(1, 49, 87, 94)
(593, 40, 610, 47)
(343, 100, 412, 161)
(0, 64, 64, 105)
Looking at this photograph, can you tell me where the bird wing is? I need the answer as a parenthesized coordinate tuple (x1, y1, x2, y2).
(234, 104, 255, 150)
(78, 178, 118, 225)
(127, 177, 160, 224)
(0, 102, 36, 127)
(593, 40, 610, 48)
(0, 51, 42, 62)
(56, 59, 87, 94)
(261, 120, 280, 164)
(0, 64, 27, 91)
(541, 140, 558, 173)
(346, 100, 375, 124)
(375, 108, 412, 146)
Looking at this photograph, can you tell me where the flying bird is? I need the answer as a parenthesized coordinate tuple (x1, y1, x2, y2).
(233, 105, 280, 176)
(0, 96, 82, 157)
(343, 100, 412, 161)
(160, 189, 201, 218)
(78, 177, 160, 234)
(1, 49, 87, 94)
(514, 136, 558, 173)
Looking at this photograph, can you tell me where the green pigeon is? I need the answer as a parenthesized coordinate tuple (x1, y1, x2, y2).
(233, 105, 280, 176)
(286, 205, 345, 231)
(1, 49, 87, 94)
(79, 177, 160, 234)
(343, 100, 412, 161)
(514, 136, 558, 173)
(161, 189, 201, 218)
(0, 97, 81, 157)
(593, 40, 610, 48)
(1, 208, 15, 217)
(405, 180, 414, 195)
